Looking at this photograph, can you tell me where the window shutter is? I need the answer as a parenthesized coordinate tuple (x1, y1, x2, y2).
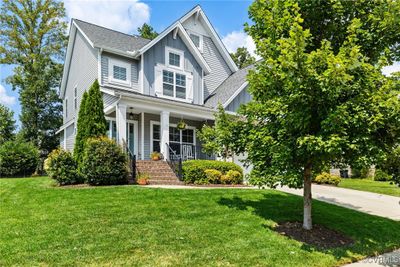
(154, 66, 163, 96)
(187, 74, 193, 103)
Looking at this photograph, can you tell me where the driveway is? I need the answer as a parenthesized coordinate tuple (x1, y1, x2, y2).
(277, 184, 400, 221)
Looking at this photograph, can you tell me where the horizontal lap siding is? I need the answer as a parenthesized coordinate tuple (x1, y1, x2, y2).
(225, 87, 252, 112)
(202, 36, 232, 99)
(65, 124, 75, 151)
(103, 93, 119, 109)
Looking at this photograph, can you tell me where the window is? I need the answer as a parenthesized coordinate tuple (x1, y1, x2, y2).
(162, 70, 186, 99)
(152, 124, 160, 152)
(74, 87, 77, 110)
(108, 59, 131, 86)
(151, 122, 195, 155)
(188, 31, 203, 51)
(166, 47, 184, 69)
(113, 65, 127, 81)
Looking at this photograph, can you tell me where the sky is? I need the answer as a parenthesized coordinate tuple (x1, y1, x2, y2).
(0, 0, 399, 128)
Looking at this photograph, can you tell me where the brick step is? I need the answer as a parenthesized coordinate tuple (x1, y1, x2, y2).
(147, 173, 177, 178)
(148, 176, 178, 180)
(147, 180, 184, 185)
(136, 167, 175, 172)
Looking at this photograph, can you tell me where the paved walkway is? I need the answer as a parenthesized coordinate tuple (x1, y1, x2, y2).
(342, 249, 400, 267)
(277, 184, 400, 221)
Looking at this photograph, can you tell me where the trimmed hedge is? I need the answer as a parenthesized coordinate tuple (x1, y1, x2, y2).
(0, 140, 39, 177)
(374, 169, 392, 182)
(182, 160, 243, 184)
(46, 148, 82, 185)
(81, 137, 128, 185)
(314, 172, 341, 186)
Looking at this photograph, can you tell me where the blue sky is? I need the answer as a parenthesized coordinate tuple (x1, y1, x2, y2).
(0, 0, 399, 128)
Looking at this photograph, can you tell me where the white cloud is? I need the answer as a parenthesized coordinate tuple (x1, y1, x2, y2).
(222, 31, 259, 59)
(382, 62, 400, 76)
(0, 84, 16, 106)
(64, 0, 150, 34)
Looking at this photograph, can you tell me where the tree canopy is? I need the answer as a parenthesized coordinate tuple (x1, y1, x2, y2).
(0, 104, 16, 145)
(137, 23, 158, 40)
(232, 0, 400, 230)
(0, 0, 67, 155)
(230, 47, 256, 69)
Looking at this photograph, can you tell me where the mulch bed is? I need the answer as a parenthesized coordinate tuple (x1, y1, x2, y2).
(275, 221, 354, 249)
(188, 184, 251, 188)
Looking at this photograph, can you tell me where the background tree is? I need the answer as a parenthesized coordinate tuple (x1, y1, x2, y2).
(230, 47, 256, 69)
(137, 23, 158, 40)
(0, 0, 67, 156)
(73, 91, 88, 165)
(235, 0, 400, 230)
(198, 105, 239, 162)
(0, 104, 15, 145)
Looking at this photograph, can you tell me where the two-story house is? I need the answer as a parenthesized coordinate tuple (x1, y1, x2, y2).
(58, 5, 253, 167)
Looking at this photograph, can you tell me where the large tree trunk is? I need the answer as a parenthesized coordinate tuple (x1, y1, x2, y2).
(303, 163, 313, 230)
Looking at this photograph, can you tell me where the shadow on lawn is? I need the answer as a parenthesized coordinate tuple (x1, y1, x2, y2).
(218, 192, 400, 261)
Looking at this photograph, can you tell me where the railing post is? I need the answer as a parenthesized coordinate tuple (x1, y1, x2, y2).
(132, 154, 136, 180)
(178, 157, 182, 180)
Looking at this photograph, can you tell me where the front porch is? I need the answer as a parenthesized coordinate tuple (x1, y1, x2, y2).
(104, 99, 216, 162)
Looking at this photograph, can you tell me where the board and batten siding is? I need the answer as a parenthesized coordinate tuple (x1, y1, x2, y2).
(63, 30, 98, 124)
(101, 52, 139, 91)
(143, 32, 203, 105)
(225, 87, 252, 112)
(202, 36, 232, 99)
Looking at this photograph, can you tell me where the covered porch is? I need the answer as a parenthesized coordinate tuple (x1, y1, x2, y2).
(103, 93, 216, 161)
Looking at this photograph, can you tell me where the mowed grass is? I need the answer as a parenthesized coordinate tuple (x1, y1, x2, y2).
(0, 177, 399, 267)
(339, 178, 400, 197)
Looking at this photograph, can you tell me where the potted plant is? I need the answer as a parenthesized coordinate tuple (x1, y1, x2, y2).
(150, 151, 161, 161)
(177, 119, 186, 130)
(137, 173, 150, 185)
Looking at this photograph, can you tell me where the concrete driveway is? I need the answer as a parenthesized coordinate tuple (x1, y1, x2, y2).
(277, 184, 400, 221)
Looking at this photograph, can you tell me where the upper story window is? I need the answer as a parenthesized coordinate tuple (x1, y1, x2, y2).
(166, 47, 184, 70)
(188, 31, 203, 52)
(108, 58, 131, 86)
(162, 70, 186, 99)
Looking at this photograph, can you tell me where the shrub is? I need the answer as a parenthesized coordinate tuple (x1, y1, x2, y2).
(374, 169, 392, 182)
(314, 172, 341, 186)
(182, 160, 243, 184)
(225, 170, 243, 184)
(0, 140, 39, 177)
(351, 167, 370, 178)
(204, 169, 223, 184)
(46, 148, 81, 185)
(81, 137, 128, 185)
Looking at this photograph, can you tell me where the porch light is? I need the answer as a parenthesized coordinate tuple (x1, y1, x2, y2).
(129, 108, 134, 120)
(177, 119, 186, 130)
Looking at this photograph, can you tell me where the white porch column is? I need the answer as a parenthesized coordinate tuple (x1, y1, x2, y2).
(116, 104, 127, 146)
(160, 111, 170, 160)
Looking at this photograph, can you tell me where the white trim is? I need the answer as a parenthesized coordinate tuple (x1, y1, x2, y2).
(97, 48, 103, 85)
(140, 54, 144, 94)
(201, 69, 204, 104)
(65, 97, 68, 120)
(72, 21, 94, 48)
(56, 119, 75, 134)
(106, 116, 139, 156)
(165, 46, 184, 70)
(141, 112, 145, 160)
(187, 29, 203, 52)
(108, 58, 131, 86)
(223, 81, 249, 108)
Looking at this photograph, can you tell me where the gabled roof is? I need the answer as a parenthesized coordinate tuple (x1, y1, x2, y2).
(73, 19, 151, 54)
(204, 64, 255, 108)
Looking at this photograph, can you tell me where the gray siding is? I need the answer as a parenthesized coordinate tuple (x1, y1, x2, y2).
(103, 93, 119, 109)
(143, 32, 203, 105)
(65, 124, 75, 151)
(225, 87, 252, 112)
(101, 52, 139, 91)
(203, 36, 232, 99)
(63, 31, 98, 124)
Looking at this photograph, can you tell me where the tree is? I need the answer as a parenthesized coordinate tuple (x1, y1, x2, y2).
(0, 104, 15, 145)
(234, 0, 400, 230)
(230, 47, 256, 69)
(73, 91, 88, 165)
(137, 23, 158, 40)
(198, 105, 239, 161)
(74, 80, 107, 167)
(0, 0, 67, 156)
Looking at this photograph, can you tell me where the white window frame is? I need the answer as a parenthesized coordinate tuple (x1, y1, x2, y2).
(150, 120, 196, 153)
(65, 98, 68, 119)
(108, 58, 131, 86)
(105, 116, 138, 156)
(74, 85, 77, 111)
(162, 69, 187, 100)
(165, 47, 184, 70)
(187, 30, 203, 52)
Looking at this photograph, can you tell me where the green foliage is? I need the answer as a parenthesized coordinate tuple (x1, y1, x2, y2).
(198, 105, 241, 160)
(0, 140, 39, 177)
(85, 80, 107, 138)
(230, 47, 256, 69)
(374, 169, 392, 182)
(222, 170, 243, 185)
(379, 146, 400, 186)
(0, 0, 66, 155)
(74, 91, 89, 165)
(81, 137, 128, 186)
(204, 169, 223, 184)
(182, 160, 243, 184)
(351, 167, 370, 179)
(314, 172, 341, 186)
(137, 23, 158, 40)
(46, 148, 81, 185)
(0, 104, 15, 145)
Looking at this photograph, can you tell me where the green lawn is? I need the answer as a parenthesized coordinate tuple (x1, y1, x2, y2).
(339, 178, 400, 197)
(1, 177, 399, 266)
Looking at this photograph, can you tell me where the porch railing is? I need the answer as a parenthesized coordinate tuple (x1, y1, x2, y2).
(166, 143, 182, 180)
(123, 140, 136, 181)
(168, 143, 216, 161)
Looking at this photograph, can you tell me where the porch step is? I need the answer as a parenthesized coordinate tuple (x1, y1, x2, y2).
(135, 160, 182, 185)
